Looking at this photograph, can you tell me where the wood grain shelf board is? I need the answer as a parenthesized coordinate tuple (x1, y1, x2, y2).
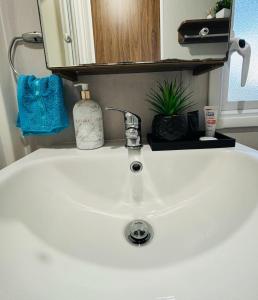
(49, 59, 225, 81)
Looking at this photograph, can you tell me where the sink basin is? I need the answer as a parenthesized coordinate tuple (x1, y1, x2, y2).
(1, 143, 258, 300)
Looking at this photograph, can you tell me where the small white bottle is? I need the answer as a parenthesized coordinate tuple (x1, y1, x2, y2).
(73, 83, 104, 149)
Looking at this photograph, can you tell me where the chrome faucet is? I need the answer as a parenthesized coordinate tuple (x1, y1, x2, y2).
(105, 107, 142, 149)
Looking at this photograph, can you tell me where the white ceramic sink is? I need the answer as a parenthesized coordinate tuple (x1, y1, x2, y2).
(1, 143, 258, 300)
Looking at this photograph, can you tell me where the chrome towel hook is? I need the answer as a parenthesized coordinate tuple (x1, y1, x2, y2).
(8, 32, 43, 77)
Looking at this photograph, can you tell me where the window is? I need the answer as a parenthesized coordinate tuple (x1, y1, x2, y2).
(209, 0, 258, 128)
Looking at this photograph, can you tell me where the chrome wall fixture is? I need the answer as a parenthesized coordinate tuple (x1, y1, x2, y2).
(8, 32, 43, 77)
(105, 107, 142, 149)
(184, 28, 229, 40)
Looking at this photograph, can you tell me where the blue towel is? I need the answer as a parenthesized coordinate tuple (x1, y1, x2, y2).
(17, 74, 69, 135)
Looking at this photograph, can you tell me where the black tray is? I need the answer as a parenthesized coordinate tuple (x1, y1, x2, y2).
(147, 132, 236, 151)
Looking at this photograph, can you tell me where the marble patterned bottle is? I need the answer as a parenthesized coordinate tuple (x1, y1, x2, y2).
(73, 83, 104, 150)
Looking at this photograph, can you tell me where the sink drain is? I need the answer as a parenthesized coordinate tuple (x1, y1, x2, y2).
(130, 161, 143, 173)
(125, 220, 153, 246)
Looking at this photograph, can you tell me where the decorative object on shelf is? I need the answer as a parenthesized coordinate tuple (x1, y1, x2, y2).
(187, 110, 200, 134)
(147, 80, 194, 141)
(178, 18, 230, 45)
(207, 8, 214, 19)
(204, 106, 218, 137)
(214, 0, 232, 18)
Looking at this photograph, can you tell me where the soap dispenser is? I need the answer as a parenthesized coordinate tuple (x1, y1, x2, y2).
(73, 83, 104, 150)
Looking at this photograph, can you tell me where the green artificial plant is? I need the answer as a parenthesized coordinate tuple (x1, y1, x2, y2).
(214, 0, 232, 13)
(147, 80, 193, 116)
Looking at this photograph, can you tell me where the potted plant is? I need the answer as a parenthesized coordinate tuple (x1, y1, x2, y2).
(147, 80, 193, 141)
(214, 0, 232, 18)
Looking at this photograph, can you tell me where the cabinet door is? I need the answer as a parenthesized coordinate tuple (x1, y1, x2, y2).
(90, 0, 160, 64)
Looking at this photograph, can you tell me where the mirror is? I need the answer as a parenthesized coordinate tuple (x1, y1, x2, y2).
(38, 0, 231, 68)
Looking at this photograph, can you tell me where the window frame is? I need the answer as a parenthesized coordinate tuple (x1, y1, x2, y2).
(209, 0, 258, 129)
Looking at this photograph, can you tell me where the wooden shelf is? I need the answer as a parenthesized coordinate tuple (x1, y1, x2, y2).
(49, 59, 226, 81)
(178, 18, 230, 44)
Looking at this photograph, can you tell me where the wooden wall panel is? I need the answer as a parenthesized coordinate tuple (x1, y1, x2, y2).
(90, 0, 160, 64)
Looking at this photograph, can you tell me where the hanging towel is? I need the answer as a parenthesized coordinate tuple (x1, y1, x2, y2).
(17, 74, 69, 135)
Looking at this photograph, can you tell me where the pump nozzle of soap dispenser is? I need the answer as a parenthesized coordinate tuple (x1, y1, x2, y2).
(74, 83, 90, 100)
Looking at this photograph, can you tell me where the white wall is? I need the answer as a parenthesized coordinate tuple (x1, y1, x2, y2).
(0, 4, 27, 167)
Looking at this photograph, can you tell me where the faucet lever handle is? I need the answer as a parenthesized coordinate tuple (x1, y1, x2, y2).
(105, 107, 141, 127)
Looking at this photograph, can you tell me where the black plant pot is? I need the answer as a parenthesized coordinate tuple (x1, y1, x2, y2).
(152, 114, 188, 141)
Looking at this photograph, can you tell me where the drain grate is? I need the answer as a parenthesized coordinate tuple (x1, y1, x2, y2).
(125, 220, 153, 246)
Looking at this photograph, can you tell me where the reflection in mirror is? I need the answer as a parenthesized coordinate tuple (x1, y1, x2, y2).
(38, 0, 231, 68)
